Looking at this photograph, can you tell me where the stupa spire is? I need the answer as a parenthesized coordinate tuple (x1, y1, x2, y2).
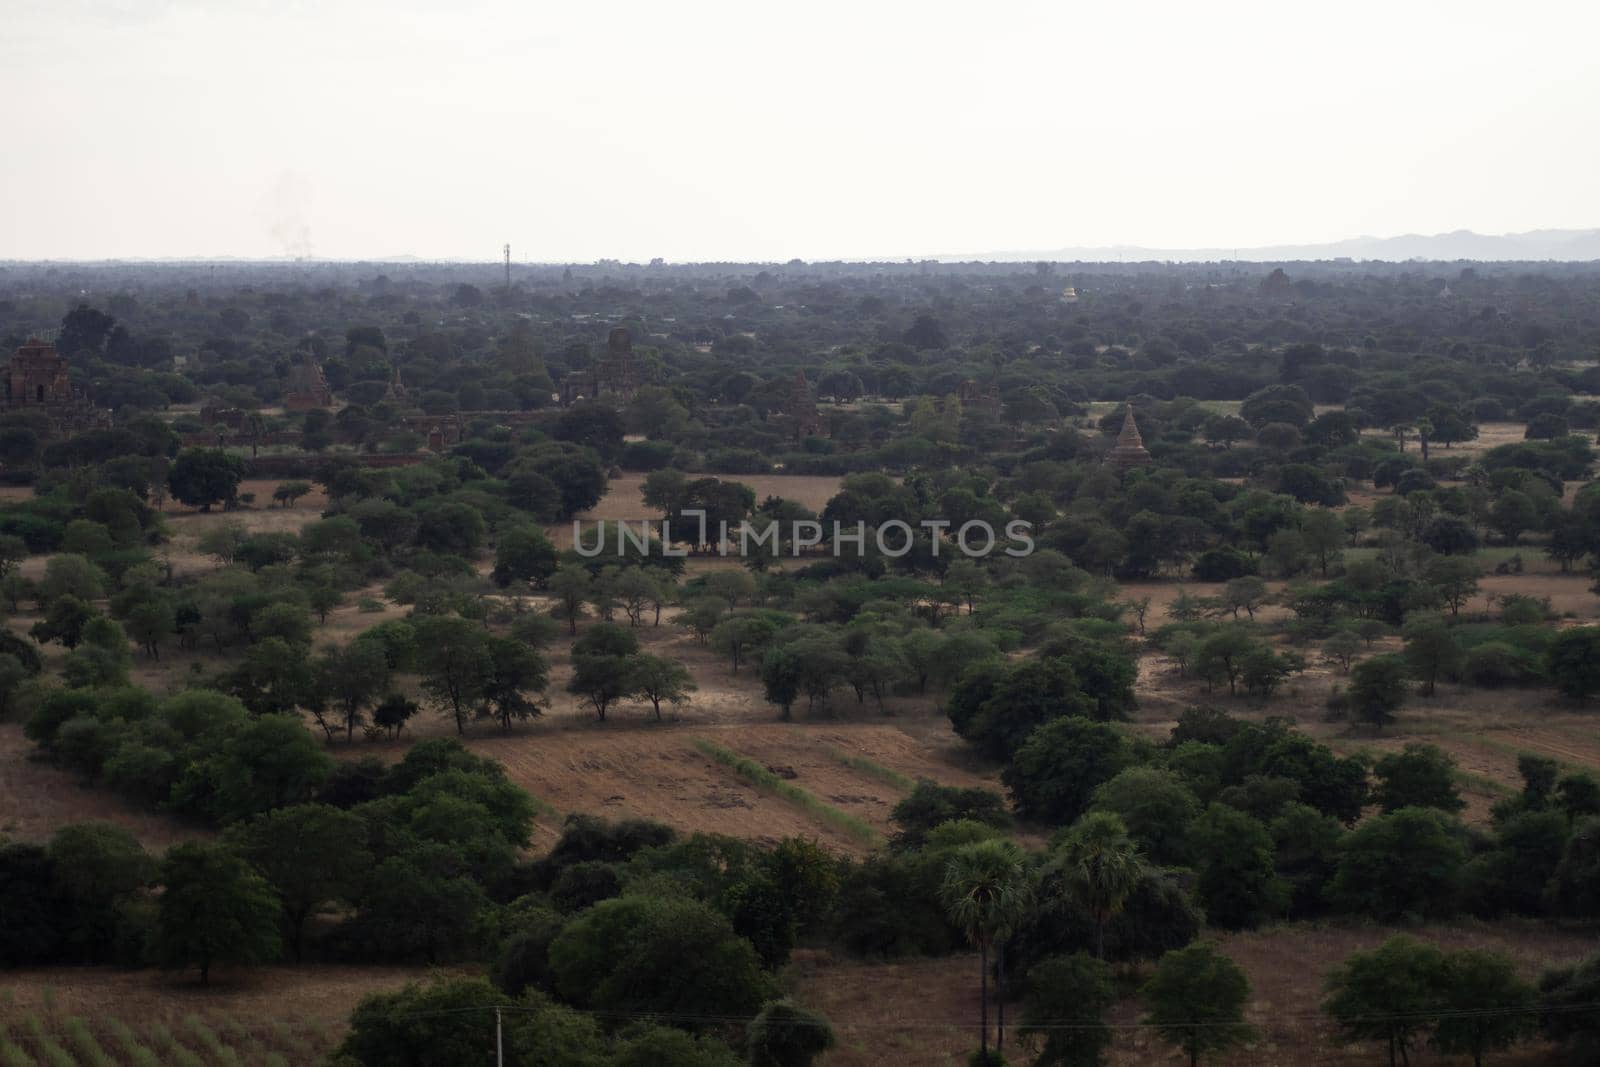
(1106, 403, 1153, 469)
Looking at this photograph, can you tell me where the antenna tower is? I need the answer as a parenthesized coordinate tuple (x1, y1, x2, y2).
(503, 243, 511, 290)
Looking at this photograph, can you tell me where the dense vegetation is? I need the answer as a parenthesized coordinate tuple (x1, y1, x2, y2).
(3, 258, 1600, 1065)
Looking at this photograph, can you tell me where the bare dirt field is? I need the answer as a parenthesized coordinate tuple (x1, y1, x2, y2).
(1475, 572, 1600, 621)
(0, 722, 204, 849)
(335, 714, 997, 856)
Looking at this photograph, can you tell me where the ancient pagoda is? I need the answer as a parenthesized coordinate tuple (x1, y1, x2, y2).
(1106, 403, 1153, 469)
(283, 358, 334, 410)
(786, 370, 823, 440)
(2, 339, 111, 433)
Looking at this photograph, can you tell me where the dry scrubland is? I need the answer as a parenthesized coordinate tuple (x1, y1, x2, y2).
(6, 466, 1600, 1064)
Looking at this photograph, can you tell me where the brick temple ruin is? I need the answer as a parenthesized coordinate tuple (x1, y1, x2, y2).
(784, 370, 824, 441)
(1106, 403, 1153, 469)
(559, 327, 641, 405)
(283, 358, 334, 410)
(955, 378, 1001, 416)
(2, 339, 111, 433)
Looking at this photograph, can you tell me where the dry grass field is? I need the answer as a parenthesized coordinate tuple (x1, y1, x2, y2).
(793, 919, 1596, 1066)
(0, 722, 204, 849)
(0, 964, 457, 1065)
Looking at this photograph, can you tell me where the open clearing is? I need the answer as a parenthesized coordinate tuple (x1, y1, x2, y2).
(545, 470, 845, 548)
(0, 722, 204, 849)
(336, 719, 998, 855)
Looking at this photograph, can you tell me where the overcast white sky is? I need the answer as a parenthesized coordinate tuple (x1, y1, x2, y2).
(3, 0, 1598, 262)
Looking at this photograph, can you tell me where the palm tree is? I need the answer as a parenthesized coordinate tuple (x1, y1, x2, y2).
(1054, 812, 1145, 959)
(941, 839, 1033, 1057)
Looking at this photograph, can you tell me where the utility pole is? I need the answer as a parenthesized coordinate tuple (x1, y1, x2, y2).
(495, 1007, 503, 1067)
(503, 243, 511, 292)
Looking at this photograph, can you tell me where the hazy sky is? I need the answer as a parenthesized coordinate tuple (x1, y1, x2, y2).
(4, 0, 1598, 262)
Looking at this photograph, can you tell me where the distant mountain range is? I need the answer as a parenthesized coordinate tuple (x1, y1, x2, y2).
(937, 228, 1600, 264)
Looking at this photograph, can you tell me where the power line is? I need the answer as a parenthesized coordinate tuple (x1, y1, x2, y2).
(2, 997, 1596, 1050)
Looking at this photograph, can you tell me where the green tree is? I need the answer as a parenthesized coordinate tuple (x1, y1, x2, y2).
(154, 842, 282, 984)
(31, 594, 97, 649)
(1053, 812, 1144, 960)
(61, 615, 132, 687)
(413, 615, 494, 734)
(629, 653, 695, 720)
(1402, 616, 1462, 696)
(41, 554, 108, 603)
(619, 1027, 742, 1067)
(1322, 630, 1362, 673)
(272, 480, 313, 507)
(0, 534, 27, 578)
(1489, 490, 1537, 545)
(1301, 508, 1347, 575)
(336, 977, 609, 1067)
(1142, 943, 1255, 1067)
(711, 612, 782, 672)
(1330, 808, 1467, 921)
(167, 448, 245, 511)
(317, 639, 392, 741)
(1194, 626, 1259, 696)
(760, 643, 805, 720)
(359, 844, 490, 964)
(962, 658, 1098, 759)
(1547, 626, 1600, 700)
(308, 582, 342, 623)
(546, 566, 592, 635)
(481, 635, 549, 732)
(492, 526, 560, 588)
(1372, 743, 1464, 814)
(940, 838, 1033, 1056)
(890, 781, 1013, 850)
(675, 596, 725, 644)
(1019, 953, 1116, 1067)
(1221, 576, 1269, 620)
(1349, 654, 1408, 729)
(187, 714, 335, 823)
(1323, 935, 1447, 1067)
(1270, 803, 1344, 917)
(612, 566, 669, 627)
(1538, 951, 1600, 1058)
(704, 568, 758, 610)
(568, 622, 640, 721)
(1087, 767, 1199, 866)
(225, 804, 369, 960)
(124, 594, 176, 659)
(1190, 804, 1288, 929)
(1002, 717, 1134, 825)
(372, 693, 419, 739)
(1545, 814, 1600, 918)
(254, 600, 314, 648)
(746, 999, 836, 1067)
(549, 894, 774, 1020)
(1434, 949, 1537, 1067)
(48, 823, 155, 963)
